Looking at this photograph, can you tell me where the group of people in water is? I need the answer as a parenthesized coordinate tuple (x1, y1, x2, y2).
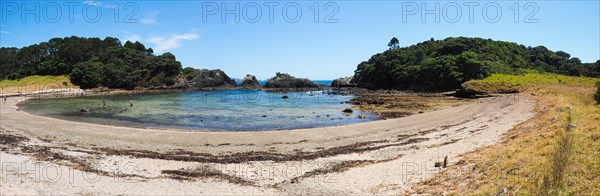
(101, 100, 134, 107)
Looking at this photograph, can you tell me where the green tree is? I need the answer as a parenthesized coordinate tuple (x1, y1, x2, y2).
(388, 37, 399, 49)
(353, 37, 600, 91)
(70, 60, 106, 89)
(555, 51, 571, 59)
(0, 36, 185, 89)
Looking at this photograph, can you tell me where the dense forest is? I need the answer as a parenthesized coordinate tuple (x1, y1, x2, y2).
(353, 37, 600, 90)
(0, 36, 182, 89)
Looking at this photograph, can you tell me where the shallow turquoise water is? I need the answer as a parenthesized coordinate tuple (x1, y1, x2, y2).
(19, 90, 380, 131)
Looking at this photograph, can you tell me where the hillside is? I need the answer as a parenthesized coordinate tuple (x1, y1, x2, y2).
(0, 36, 182, 89)
(410, 73, 600, 194)
(352, 37, 600, 91)
(0, 75, 76, 93)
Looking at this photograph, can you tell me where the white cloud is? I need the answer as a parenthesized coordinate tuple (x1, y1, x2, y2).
(148, 30, 200, 53)
(140, 11, 160, 25)
(122, 31, 142, 43)
(83, 1, 102, 6)
(0, 30, 10, 34)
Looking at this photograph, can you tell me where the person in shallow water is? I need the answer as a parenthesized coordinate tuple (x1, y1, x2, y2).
(130, 101, 133, 107)
(102, 100, 106, 107)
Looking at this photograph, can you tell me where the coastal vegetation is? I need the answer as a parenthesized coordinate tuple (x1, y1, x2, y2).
(352, 37, 600, 91)
(5, 36, 598, 93)
(0, 75, 75, 93)
(412, 73, 600, 194)
(0, 36, 182, 89)
(463, 72, 600, 93)
(0, 36, 326, 91)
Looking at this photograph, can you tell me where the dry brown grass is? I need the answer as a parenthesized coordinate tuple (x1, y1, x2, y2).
(0, 75, 77, 94)
(409, 83, 600, 195)
(540, 110, 574, 195)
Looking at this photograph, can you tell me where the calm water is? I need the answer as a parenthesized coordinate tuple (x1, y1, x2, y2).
(254, 80, 333, 85)
(19, 90, 380, 131)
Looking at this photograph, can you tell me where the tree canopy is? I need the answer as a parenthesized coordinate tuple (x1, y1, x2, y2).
(353, 37, 600, 91)
(0, 36, 183, 89)
(388, 37, 400, 50)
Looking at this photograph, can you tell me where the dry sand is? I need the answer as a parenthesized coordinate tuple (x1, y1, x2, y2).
(0, 94, 534, 195)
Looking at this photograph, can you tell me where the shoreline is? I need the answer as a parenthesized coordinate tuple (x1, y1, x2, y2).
(0, 92, 535, 195)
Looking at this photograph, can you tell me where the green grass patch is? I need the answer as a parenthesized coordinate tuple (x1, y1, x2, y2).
(464, 72, 600, 93)
(482, 72, 600, 86)
(0, 75, 76, 93)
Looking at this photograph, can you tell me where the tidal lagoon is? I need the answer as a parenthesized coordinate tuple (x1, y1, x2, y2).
(19, 90, 380, 131)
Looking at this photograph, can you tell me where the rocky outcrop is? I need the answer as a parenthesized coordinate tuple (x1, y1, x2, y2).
(264, 72, 319, 88)
(331, 76, 356, 88)
(240, 74, 260, 88)
(444, 84, 489, 98)
(179, 69, 236, 88)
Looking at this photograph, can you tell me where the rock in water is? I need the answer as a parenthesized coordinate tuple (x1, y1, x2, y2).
(342, 108, 353, 113)
(240, 74, 260, 88)
(179, 69, 237, 88)
(264, 72, 319, 88)
(331, 76, 356, 88)
(80, 108, 90, 113)
(282, 95, 289, 99)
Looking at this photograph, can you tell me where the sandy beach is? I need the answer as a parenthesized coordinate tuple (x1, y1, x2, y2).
(0, 94, 534, 195)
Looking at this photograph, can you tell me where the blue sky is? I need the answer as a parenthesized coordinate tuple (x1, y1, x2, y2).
(1, 1, 599, 80)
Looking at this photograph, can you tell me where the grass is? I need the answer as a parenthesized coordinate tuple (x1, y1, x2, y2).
(463, 72, 600, 93)
(0, 75, 77, 94)
(594, 82, 600, 104)
(540, 110, 575, 195)
(483, 72, 600, 86)
(411, 73, 600, 195)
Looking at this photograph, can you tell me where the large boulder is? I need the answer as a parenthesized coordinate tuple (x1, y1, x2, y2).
(331, 76, 356, 87)
(264, 72, 319, 88)
(182, 69, 236, 88)
(240, 74, 260, 88)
